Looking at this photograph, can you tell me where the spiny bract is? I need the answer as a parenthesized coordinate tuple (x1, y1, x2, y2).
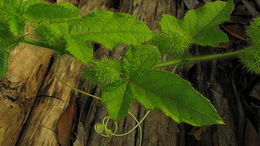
(34, 23, 66, 53)
(239, 47, 260, 73)
(246, 17, 260, 46)
(83, 58, 122, 86)
(0, 21, 18, 49)
(150, 30, 191, 56)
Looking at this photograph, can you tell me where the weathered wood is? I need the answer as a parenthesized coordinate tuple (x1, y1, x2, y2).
(16, 1, 114, 146)
(0, 44, 54, 146)
(15, 55, 81, 146)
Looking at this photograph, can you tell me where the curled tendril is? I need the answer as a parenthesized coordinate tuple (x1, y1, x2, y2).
(94, 111, 150, 146)
(94, 116, 118, 137)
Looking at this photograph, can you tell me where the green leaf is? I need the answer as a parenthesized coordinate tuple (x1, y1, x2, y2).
(102, 45, 160, 120)
(21, 0, 44, 14)
(102, 80, 133, 120)
(102, 45, 222, 125)
(64, 35, 92, 64)
(58, 2, 80, 13)
(25, 2, 80, 22)
(0, 51, 9, 78)
(160, 1, 234, 46)
(102, 70, 223, 126)
(68, 10, 153, 49)
(123, 45, 161, 76)
(130, 70, 223, 126)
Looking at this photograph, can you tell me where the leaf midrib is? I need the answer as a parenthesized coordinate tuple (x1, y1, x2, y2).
(191, 2, 230, 39)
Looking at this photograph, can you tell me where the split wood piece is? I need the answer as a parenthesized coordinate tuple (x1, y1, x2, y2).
(0, 44, 54, 146)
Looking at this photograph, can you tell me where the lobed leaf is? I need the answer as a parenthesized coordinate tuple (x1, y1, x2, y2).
(160, 1, 234, 47)
(102, 70, 223, 126)
(102, 44, 222, 126)
(68, 10, 153, 50)
(102, 45, 160, 120)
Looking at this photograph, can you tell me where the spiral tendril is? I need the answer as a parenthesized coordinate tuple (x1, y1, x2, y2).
(94, 111, 150, 146)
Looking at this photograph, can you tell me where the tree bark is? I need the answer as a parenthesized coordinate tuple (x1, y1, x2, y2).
(0, 0, 259, 146)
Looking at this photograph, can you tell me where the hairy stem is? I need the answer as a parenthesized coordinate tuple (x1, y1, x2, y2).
(154, 49, 247, 68)
(21, 38, 56, 49)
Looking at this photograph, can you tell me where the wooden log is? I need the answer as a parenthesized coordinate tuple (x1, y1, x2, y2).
(0, 44, 54, 146)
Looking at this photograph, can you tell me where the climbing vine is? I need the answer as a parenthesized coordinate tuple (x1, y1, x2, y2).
(0, 0, 259, 144)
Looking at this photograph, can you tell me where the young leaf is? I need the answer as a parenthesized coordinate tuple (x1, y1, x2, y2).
(0, 51, 9, 78)
(102, 80, 133, 120)
(68, 10, 153, 50)
(160, 1, 234, 47)
(123, 45, 161, 76)
(64, 35, 93, 64)
(25, 2, 80, 22)
(131, 70, 224, 126)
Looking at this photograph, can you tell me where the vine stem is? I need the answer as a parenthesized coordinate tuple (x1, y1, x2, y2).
(110, 111, 150, 137)
(154, 48, 248, 68)
(54, 56, 101, 100)
(22, 37, 248, 69)
(57, 78, 102, 100)
(21, 38, 58, 50)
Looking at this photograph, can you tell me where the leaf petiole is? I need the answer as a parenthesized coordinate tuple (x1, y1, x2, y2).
(154, 48, 248, 68)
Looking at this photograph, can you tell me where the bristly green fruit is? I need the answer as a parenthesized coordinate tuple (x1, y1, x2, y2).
(150, 31, 191, 56)
(34, 23, 66, 53)
(239, 47, 260, 73)
(246, 17, 260, 46)
(83, 58, 122, 86)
